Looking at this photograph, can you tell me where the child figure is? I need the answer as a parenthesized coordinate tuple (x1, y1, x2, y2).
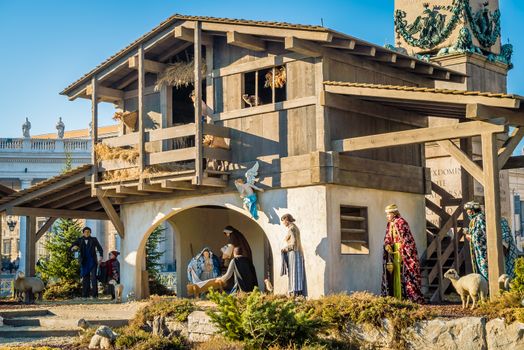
(106, 251, 120, 300)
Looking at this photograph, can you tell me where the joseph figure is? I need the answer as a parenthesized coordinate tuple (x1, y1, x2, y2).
(381, 204, 424, 303)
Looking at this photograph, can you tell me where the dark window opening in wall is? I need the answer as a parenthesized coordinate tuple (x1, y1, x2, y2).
(340, 205, 369, 255)
(242, 66, 287, 109)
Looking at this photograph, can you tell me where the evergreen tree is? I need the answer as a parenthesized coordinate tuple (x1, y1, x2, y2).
(36, 218, 82, 284)
(62, 151, 73, 174)
(146, 226, 166, 279)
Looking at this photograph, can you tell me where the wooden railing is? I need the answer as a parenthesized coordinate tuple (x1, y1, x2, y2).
(99, 123, 232, 177)
(423, 182, 468, 303)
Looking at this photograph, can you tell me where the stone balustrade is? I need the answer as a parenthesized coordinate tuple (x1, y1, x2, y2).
(0, 138, 91, 153)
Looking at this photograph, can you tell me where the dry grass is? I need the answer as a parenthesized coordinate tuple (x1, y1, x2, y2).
(113, 110, 138, 130)
(155, 60, 207, 91)
(95, 143, 139, 163)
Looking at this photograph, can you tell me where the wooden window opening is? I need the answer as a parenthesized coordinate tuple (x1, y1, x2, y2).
(340, 205, 369, 255)
(242, 65, 286, 109)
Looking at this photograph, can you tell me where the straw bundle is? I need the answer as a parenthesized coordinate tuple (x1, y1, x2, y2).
(264, 66, 287, 89)
(100, 163, 193, 182)
(95, 143, 139, 163)
(112, 111, 138, 131)
(154, 60, 207, 91)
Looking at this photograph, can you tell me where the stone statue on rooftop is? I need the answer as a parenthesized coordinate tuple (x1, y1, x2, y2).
(56, 117, 65, 139)
(22, 118, 31, 138)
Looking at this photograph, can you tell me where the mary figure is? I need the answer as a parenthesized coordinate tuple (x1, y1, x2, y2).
(187, 247, 221, 283)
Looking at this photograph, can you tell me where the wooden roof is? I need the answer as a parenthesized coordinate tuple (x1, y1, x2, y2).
(0, 183, 15, 198)
(0, 165, 112, 220)
(323, 81, 524, 120)
(61, 14, 465, 97)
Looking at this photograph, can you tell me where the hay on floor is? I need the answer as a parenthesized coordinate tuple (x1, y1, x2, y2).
(95, 143, 139, 163)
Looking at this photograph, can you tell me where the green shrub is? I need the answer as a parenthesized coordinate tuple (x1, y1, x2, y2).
(474, 290, 524, 323)
(511, 257, 524, 295)
(193, 336, 245, 350)
(114, 328, 150, 349)
(43, 280, 81, 300)
(208, 288, 323, 349)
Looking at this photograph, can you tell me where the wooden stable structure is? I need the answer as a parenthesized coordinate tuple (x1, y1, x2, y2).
(3, 14, 520, 298)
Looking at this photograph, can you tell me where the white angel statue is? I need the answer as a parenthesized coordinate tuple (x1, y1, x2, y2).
(235, 161, 264, 219)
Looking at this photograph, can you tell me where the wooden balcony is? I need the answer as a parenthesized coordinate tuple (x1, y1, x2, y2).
(93, 123, 232, 197)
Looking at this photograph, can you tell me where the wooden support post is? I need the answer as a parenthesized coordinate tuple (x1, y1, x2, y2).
(481, 132, 505, 298)
(91, 76, 99, 192)
(97, 195, 125, 238)
(437, 140, 484, 186)
(138, 44, 146, 180)
(194, 21, 203, 185)
(460, 138, 474, 274)
(24, 216, 36, 277)
(205, 41, 214, 121)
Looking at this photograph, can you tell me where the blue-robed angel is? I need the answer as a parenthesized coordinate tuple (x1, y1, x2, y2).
(187, 247, 221, 283)
(235, 161, 264, 220)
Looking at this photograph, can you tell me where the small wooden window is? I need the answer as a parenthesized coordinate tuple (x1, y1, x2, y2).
(242, 66, 286, 108)
(340, 205, 369, 255)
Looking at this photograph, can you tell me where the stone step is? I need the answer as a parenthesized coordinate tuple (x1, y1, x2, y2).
(0, 309, 51, 319)
(2, 317, 128, 329)
(0, 326, 80, 338)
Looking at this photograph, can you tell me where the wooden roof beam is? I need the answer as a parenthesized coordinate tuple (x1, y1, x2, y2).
(116, 185, 148, 196)
(332, 121, 506, 152)
(86, 84, 124, 102)
(324, 85, 521, 109)
(128, 56, 166, 74)
(323, 37, 356, 50)
(35, 217, 57, 242)
(6, 206, 108, 220)
(350, 45, 376, 57)
(32, 184, 88, 207)
(437, 140, 484, 186)
(395, 57, 416, 69)
(174, 26, 212, 46)
(158, 180, 195, 190)
(227, 31, 266, 51)
(68, 197, 100, 210)
(137, 183, 172, 193)
(498, 127, 524, 169)
(466, 103, 524, 125)
(285, 37, 322, 57)
(372, 52, 397, 63)
(432, 69, 451, 80)
(49, 192, 92, 209)
(158, 42, 193, 62)
(415, 65, 434, 75)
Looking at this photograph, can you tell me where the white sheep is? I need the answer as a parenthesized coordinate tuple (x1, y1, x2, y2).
(498, 274, 512, 292)
(444, 269, 488, 309)
(13, 271, 45, 302)
(108, 279, 123, 303)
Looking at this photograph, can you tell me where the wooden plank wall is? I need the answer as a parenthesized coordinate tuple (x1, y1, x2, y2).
(323, 57, 426, 167)
(213, 38, 318, 161)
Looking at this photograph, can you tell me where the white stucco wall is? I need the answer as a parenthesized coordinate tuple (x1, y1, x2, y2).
(325, 185, 426, 295)
(118, 184, 425, 300)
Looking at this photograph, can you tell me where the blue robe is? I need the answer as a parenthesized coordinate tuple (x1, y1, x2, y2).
(243, 194, 259, 220)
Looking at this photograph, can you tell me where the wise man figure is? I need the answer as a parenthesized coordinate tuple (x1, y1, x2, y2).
(501, 217, 519, 279)
(381, 204, 424, 303)
(464, 201, 488, 281)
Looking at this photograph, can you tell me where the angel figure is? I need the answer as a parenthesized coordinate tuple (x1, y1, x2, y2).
(235, 161, 264, 219)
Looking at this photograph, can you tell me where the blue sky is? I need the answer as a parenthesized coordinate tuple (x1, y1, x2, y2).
(0, 0, 522, 137)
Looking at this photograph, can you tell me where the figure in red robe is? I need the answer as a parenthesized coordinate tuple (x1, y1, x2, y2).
(381, 204, 424, 304)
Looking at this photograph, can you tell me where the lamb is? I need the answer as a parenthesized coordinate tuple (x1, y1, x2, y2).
(498, 274, 512, 292)
(13, 271, 45, 303)
(444, 269, 488, 309)
(108, 279, 123, 303)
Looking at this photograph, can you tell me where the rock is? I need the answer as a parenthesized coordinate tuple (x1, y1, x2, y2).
(344, 319, 394, 349)
(152, 316, 169, 337)
(88, 334, 102, 349)
(100, 337, 111, 349)
(486, 318, 524, 350)
(187, 311, 219, 342)
(166, 318, 189, 338)
(407, 317, 487, 350)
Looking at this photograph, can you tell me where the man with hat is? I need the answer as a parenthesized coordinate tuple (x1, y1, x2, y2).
(70, 227, 103, 298)
(464, 201, 488, 281)
(381, 204, 424, 303)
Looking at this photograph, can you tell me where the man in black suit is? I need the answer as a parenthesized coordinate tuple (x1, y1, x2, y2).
(70, 227, 103, 298)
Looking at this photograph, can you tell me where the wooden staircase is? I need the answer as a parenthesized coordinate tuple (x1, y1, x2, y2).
(421, 182, 471, 303)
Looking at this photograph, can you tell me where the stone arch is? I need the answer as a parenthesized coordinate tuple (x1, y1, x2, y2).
(132, 203, 272, 298)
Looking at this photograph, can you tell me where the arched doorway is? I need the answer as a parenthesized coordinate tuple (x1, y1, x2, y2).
(136, 205, 272, 297)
